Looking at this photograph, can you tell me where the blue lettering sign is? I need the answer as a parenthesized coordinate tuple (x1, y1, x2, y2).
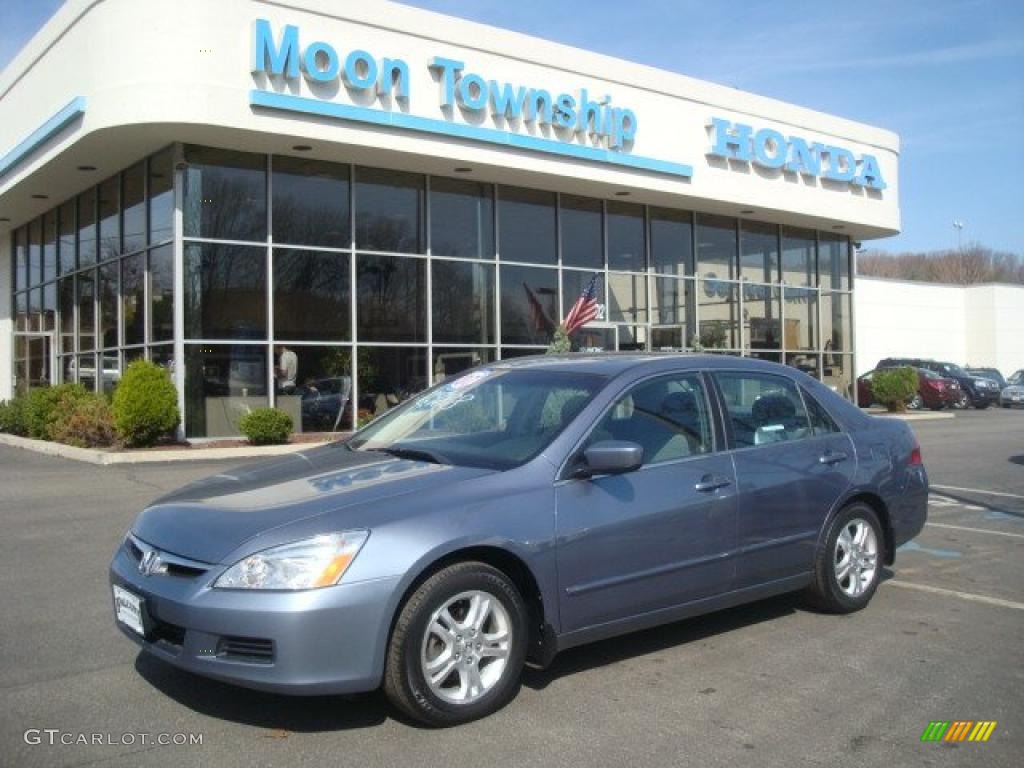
(707, 117, 886, 191)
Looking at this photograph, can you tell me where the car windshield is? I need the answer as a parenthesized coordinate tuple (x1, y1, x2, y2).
(348, 368, 605, 470)
(1010, 371, 1024, 386)
(940, 363, 966, 377)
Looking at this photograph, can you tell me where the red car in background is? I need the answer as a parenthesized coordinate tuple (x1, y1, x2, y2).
(858, 367, 961, 410)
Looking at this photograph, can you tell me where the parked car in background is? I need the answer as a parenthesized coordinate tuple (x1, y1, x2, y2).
(110, 355, 927, 726)
(966, 367, 1007, 389)
(999, 370, 1024, 408)
(876, 358, 1000, 409)
(858, 367, 960, 410)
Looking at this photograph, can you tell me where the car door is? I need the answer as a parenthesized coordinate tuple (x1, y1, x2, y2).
(554, 372, 738, 634)
(712, 371, 855, 589)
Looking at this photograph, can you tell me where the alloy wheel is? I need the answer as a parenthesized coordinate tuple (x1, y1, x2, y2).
(833, 518, 879, 598)
(420, 590, 512, 705)
(908, 393, 924, 410)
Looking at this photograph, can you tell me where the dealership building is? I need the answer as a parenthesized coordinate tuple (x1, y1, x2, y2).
(0, 0, 900, 438)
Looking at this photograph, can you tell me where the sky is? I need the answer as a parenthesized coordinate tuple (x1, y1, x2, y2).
(1, 0, 1021, 254)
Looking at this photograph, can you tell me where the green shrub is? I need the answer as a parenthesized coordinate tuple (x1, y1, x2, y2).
(238, 408, 294, 445)
(51, 392, 117, 448)
(112, 360, 180, 447)
(872, 367, 919, 412)
(25, 384, 90, 440)
(0, 396, 29, 436)
(546, 324, 571, 354)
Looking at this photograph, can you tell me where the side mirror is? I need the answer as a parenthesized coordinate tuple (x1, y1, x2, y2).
(578, 440, 643, 477)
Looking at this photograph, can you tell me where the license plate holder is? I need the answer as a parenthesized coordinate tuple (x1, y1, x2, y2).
(112, 585, 149, 637)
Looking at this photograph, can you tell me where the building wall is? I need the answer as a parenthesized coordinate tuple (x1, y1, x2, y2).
(0, 240, 10, 400)
(855, 277, 1024, 374)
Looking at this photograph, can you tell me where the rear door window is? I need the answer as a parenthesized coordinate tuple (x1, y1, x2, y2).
(714, 372, 810, 448)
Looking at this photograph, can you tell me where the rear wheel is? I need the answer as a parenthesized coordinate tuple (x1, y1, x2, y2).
(953, 392, 970, 409)
(975, 402, 990, 410)
(384, 562, 528, 727)
(806, 503, 883, 613)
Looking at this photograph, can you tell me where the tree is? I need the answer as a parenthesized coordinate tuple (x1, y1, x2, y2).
(858, 244, 1023, 285)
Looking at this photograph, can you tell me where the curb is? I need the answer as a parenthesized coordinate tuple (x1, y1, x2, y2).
(0, 433, 332, 465)
(863, 409, 956, 421)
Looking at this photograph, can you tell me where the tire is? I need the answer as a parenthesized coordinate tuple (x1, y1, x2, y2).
(908, 393, 924, 410)
(805, 503, 884, 614)
(384, 561, 528, 727)
(975, 402, 990, 410)
(953, 392, 970, 410)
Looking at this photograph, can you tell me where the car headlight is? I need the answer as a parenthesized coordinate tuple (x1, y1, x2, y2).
(214, 531, 369, 590)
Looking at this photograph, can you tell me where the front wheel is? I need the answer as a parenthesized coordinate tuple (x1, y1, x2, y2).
(953, 392, 970, 409)
(384, 562, 528, 727)
(975, 402, 990, 410)
(907, 393, 924, 410)
(805, 504, 883, 613)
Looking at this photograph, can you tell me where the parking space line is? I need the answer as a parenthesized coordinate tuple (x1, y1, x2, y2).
(887, 581, 1024, 611)
(930, 484, 1024, 501)
(926, 522, 1024, 540)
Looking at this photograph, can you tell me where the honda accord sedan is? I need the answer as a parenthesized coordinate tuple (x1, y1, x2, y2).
(110, 355, 928, 726)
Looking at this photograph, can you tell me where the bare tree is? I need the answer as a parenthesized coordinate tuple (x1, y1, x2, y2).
(858, 244, 1023, 285)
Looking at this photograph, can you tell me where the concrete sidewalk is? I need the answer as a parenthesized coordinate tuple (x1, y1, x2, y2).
(0, 433, 335, 465)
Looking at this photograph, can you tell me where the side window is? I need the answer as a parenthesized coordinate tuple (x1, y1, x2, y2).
(588, 373, 713, 465)
(714, 372, 811, 448)
(802, 389, 840, 435)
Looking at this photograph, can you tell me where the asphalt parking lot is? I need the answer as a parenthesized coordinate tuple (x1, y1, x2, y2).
(1, 408, 1021, 767)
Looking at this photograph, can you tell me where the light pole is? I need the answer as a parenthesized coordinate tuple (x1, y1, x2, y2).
(953, 219, 965, 283)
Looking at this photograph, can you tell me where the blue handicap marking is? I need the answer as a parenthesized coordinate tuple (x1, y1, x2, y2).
(897, 541, 963, 559)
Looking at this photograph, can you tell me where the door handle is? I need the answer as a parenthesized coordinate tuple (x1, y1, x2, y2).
(695, 475, 731, 493)
(819, 451, 849, 465)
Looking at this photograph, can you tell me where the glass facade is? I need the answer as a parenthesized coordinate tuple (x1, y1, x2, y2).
(8, 143, 856, 436)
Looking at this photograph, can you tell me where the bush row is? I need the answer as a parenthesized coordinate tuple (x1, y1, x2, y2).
(0, 360, 180, 449)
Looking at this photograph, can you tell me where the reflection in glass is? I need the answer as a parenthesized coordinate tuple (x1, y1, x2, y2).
(29, 218, 41, 287)
(357, 347, 428, 420)
(650, 207, 692, 276)
(150, 245, 174, 343)
(784, 286, 817, 351)
(185, 344, 268, 437)
(272, 156, 350, 248)
(15, 292, 28, 333)
(498, 186, 556, 265)
(560, 195, 602, 269)
(615, 324, 648, 351)
(42, 281, 56, 333)
(78, 187, 97, 266)
(651, 326, 683, 351)
(58, 200, 76, 274)
(355, 167, 423, 253)
(98, 175, 120, 260)
(99, 262, 118, 348)
(43, 211, 57, 282)
(149, 345, 174, 374)
(77, 353, 97, 392)
(501, 264, 558, 345)
(123, 253, 145, 346)
(430, 177, 494, 258)
(822, 354, 854, 401)
(273, 345, 353, 433)
(356, 254, 426, 342)
(183, 146, 267, 242)
(15, 227, 27, 291)
(100, 352, 120, 396)
(740, 221, 779, 283)
(819, 233, 850, 291)
(607, 201, 645, 272)
(184, 243, 267, 340)
(432, 260, 495, 344)
(29, 288, 42, 332)
(274, 249, 350, 341)
(607, 272, 647, 323)
(122, 161, 146, 253)
(149, 147, 174, 244)
(432, 348, 495, 383)
(696, 213, 737, 279)
(743, 284, 781, 352)
(782, 227, 816, 287)
(787, 352, 819, 379)
(698, 278, 738, 349)
(821, 292, 852, 353)
(59, 278, 74, 353)
(77, 270, 96, 351)
(652, 276, 693, 327)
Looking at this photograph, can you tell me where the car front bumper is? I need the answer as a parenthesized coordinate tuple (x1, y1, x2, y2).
(970, 389, 1000, 405)
(109, 541, 401, 695)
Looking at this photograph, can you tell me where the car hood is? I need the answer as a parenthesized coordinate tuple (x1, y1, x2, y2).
(132, 444, 495, 563)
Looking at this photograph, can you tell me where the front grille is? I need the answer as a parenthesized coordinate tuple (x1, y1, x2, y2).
(124, 535, 209, 579)
(150, 619, 186, 649)
(217, 636, 275, 664)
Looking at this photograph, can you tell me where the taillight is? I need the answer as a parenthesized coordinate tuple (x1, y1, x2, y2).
(909, 444, 923, 466)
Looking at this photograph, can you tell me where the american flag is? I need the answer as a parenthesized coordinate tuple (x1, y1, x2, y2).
(563, 273, 600, 335)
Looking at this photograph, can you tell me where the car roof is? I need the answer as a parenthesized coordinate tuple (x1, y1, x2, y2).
(488, 352, 802, 378)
